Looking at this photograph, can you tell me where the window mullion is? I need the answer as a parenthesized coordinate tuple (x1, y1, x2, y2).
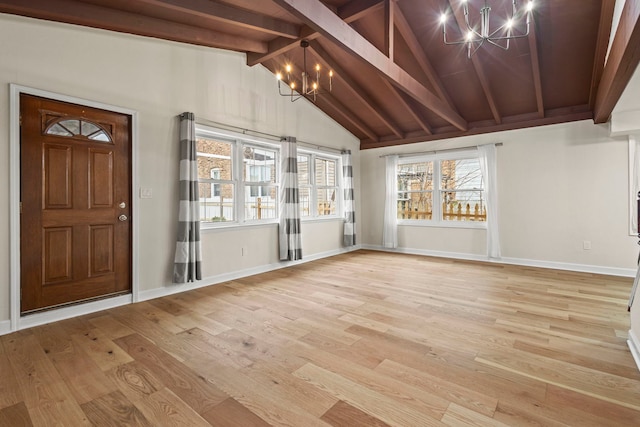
(310, 154, 317, 217)
(433, 160, 442, 222)
(235, 140, 245, 223)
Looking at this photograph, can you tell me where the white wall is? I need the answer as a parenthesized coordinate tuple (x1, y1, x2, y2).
(0, 14, 360, 325)
(360, 120, 638, 272)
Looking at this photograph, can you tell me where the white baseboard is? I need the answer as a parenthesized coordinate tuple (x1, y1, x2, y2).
(628, 329, 640, 373)
(360, 244, 489, 263)
(138, 245, 362, 302)
(360, 244, 636, 277)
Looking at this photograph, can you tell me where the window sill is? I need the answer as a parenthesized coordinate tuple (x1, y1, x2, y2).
(301, 216, 343, 224)
(397, 220, 487, 230)
(200, 220, 278, 232)
(200, 215, 343, 232)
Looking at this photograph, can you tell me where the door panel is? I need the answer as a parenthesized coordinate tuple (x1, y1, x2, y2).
(20, 94, 132, 314)
(44, 144, 73, 209)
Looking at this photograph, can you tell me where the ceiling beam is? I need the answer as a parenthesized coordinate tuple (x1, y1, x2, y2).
(589, 0, 616, 109)
(361, 106, 593, 149)
(337, 0, 384, 23)
(385, 0, 394, 61)
(448, 1, 501, 125)
(318, 94, 380, 142)
(271, 0, 468, 131)
(0, 0, 267, 53)
(382, 80, 433, 135)
(131, 0, 300, 39)
(247, 0, 384, 66)
(393, 4, 457, 110)
(527, 14, 544, 118)
(594, 0, 640, 123)
(309, 41, 403, 138)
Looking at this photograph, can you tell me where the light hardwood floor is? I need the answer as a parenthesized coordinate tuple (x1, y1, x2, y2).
(1, 250, 640, 426)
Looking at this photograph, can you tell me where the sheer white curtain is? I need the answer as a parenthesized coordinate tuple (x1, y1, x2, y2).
(478, 144, 501, 259)
(383, 155, 398, 248)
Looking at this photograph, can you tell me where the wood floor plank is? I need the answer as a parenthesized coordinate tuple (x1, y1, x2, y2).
(70, 327, 134, 372)
(321, 400, 392, 427)
(0, 402, 33, 427)
(132, 387, 211, 426)
(201, 397, 271, 427)
(441, 402, 511, 427)
(80, 390, 152, 426)
(476, 350, 640, 410)
(191, 359, 333, 427)
(0, 339, 23, 411)
(1, 332, 91, 426)
(374, 359, 498, 418)
(0, 250, 638, 425)
(88, 314, 136, 340)
(45, 341, 118, 405)
(114, 333, 229, 415)
(106, 360, 164, 402)
(293, 362, 446, 426)
(239, 360, 339, 417)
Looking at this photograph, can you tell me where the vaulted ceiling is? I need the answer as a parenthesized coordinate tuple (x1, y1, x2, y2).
(2, 0, 639, 149)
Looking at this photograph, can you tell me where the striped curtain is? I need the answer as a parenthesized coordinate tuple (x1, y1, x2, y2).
(173, 112, 202, 283)
(342, 150, 356, 246)
(279, 137, 302, 261)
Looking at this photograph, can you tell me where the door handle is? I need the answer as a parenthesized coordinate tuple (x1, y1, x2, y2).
(118, 214, 128, 222)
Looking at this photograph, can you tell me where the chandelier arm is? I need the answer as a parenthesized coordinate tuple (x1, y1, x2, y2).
(467, 39, 485, 59)
(486, 38, 510, 50)
(486, 31, 531, 42)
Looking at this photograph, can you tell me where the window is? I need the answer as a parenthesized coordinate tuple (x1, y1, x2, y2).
(297, 151, 340, 218)
(195, 124, 341, 227)
(196, 125, 280, 226)
(396, 151, 486, 226)
(316, 157, 338, 216)
(45, 117, 111, 142)
(197, 138, 234, 223)
(243, 146, 277, 220)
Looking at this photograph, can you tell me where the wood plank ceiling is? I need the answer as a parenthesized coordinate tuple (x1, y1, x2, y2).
(2, 0, 638, 150)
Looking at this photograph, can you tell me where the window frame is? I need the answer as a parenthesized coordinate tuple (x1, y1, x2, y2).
(396, 149, 487, 229)
(195, 124, 281, 229)
(298, 149, 342, 221)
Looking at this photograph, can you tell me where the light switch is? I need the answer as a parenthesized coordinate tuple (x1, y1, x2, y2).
(140, 187, 153, 199)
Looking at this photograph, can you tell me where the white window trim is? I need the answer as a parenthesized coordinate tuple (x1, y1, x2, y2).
(396, 149, 487, 229)
(298, 148, 343, 221)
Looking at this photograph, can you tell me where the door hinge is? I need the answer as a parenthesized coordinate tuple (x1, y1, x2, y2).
(20, 202, 22, 214)
(19, 115, 22, 126)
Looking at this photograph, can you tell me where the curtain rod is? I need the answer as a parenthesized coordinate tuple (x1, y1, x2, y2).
(378, 142, 503, 158)
(195, 116, 344, 155)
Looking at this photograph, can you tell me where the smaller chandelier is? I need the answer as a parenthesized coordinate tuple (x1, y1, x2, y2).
(276, 40, 333, 102)
(441, 0, 534, 59)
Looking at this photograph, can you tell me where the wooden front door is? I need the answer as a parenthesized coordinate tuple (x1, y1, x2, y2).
(20, 94, 132, 314)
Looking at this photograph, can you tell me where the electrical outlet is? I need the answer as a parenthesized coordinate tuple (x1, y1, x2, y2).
(583, 240, 592, 250)
(241, 247, 248, 256)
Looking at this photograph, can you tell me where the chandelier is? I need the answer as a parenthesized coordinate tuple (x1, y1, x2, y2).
(276, 40, 333, 102)
(440, 0, 534, 59)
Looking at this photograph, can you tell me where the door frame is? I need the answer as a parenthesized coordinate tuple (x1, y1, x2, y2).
(9, 84, 140, 332)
